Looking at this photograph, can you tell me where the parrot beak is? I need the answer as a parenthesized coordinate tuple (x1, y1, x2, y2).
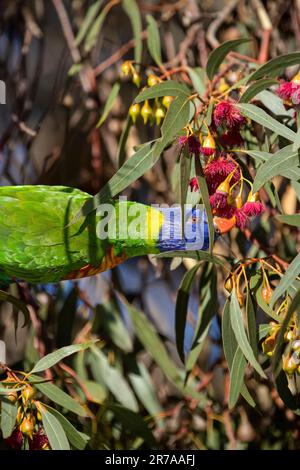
(213, 216, 236, 235)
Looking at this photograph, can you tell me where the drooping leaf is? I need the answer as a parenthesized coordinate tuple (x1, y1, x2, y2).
(196, 170, 214, 255)
(272, 290, 300, 378)
(84, 5, 109, 53)
(0, 290, 30, 328)
(117, 115, 132, 167)
(152, 93, 191, 162)
(134, 80, 190, 103)
(0, 399, 17, 439)
(122, 0, 142, 65)
(252, 144, 300, 193)
(30, 342, 95, 374)
(91, 347, 139, 411)
(96, 83, 120, 128)
(146, 15, 162, 67)
(206, 38, 251, 81)
(239, 78, 278, 103)
(187, 67, 206, 96)
(75, 0, 104, 46)
(248, 52, 300, 82)
(43, 404, 89, 450)
(236, 103, 296, 141)
(37, 404, 70, 450)
(276, 214, 300, 227)
(230, 290, 266, 378)
(175, 263, 201, 363)
(271, 253, 300, 307)
(29, 377, 87, 417)
(229, 348, 247, 409)
(246, 289, 258, 359)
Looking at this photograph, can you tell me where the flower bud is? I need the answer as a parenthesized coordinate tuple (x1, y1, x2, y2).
(129, 103, 140, 123)
(155, 107, 165, 125)
(247, 191, 260, 203)
(162, 95, 173, 109)
(284, 330, 295, 342)
(292, 71, 300, 84)
(235, 195, 243, 209)
(261, 286, 272, 305)
(121, 61, 132, 77)
(20, 416, 35, 438)
(292, 340, 300, 351)
(282, 355, 297, 375)
(141, 100, 152, 124)
(132, 71, 141, 88)
(6, 391, 18, 403)
(224, 276, 233, 294)
(216, 179, 230, 196)
(147, 74, 160, 87)
(22, 385, 35, 404)
(262, 335, 276, 357)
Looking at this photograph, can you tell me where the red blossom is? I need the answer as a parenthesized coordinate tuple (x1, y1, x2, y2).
(276, 81, 297, 100)
(291, 86, 300, 105)
(210, 191, 228, 210)
(213, 101, 245, 129)
(200, 146, 215, 156)
(178, 135, 201, 155)
(204, 157, 240, 194)
(29, 429, 50, 450)
(213, 204, 236, 219)
(243, 201, 264, 216)
(5, 428, 23, 450)
(189, 177, 199, 192)
(235, 208, 249, 230)
(219, 130, 244, 148)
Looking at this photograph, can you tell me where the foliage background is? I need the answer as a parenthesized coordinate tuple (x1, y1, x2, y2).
(0, 0, 300, 450)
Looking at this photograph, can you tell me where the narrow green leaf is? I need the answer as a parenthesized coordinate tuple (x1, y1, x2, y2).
(117, 115, 132, 168)
(206, 38, 251, 81)
(272, 289, 300, 377)
(275, 370, 300, 415)
(122, 0, 142, 65)
(271, 253, 300, 307)
(30, 342, 95, 374)
(91, 347, 139, 411)
(293, 127, 300, 152)
(252, 144, 300, 193)
(259, 324, 272, 340)
(135, 80, 189, 103)
(230, 290, 266, 378)
(146, 15, 162, 66)
(96, 82, 120, 128)
(1, 399, 17, 438)
(124, 298, 208, 405)
(197, 172, 214, 254)
(152, 94, 191, 162)
(237, 103, 296, 142)
(248, 52, 300, 82)
(276, 214, 300, 227)
(256, 90, 292, 117)
(229, 348, 247, 409)
(43, 404, 89, 450)
(0, 385, 25, 394)
(84, 7, 108, 53)
(75, 0, 104, 46)
(0, 290, 30, 328)
(187, 67, 206, 96)
(73, 142, 153, 222)
(39, 405, 70, 450)
(246, 290, 258, 359)
(239, 78, 278, 103)
(29, 377, 87, 417)
(175, 263, 201, 363)
(156, 250, 225, 266)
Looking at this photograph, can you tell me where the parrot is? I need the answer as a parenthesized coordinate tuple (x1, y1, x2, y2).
(0, 185, 234, 284)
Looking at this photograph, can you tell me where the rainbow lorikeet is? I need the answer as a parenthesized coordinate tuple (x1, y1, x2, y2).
(0, 185, 233, 284)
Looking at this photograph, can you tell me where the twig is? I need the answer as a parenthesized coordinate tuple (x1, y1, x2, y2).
(52, 0, 81, 64)
(94, 30, 148, 77)
(251, 0, 272, 63)
(207, 0, 241, 49)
